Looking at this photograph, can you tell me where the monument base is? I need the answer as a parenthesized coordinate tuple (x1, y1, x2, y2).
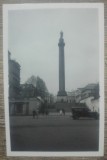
(57, 90, 67, 96)
(57, 91, 67, 102)
(57, 95, 68, 103)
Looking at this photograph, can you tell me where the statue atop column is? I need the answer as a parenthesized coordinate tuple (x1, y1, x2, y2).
(59, 31, 65, 45)
(60, 31, 63, 38)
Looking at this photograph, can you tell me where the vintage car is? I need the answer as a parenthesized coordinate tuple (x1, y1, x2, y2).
(71, 106, 99, 120)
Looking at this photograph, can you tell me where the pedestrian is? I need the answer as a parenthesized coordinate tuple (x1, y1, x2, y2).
(36, 109, 39, 119)
(62, 109, 65, 115)
(43, 100, 48, 116)
(32, 110, 36, 119)
(93, 106, 95, 112)
(59, 109, 63, 116)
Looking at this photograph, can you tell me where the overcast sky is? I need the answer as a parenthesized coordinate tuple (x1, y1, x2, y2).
(8, 8, 99, 95)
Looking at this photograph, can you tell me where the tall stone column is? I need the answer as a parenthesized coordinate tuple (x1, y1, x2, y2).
(57, 31, 67, 97)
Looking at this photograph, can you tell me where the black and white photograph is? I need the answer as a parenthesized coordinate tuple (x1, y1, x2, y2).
(3, 3, 104, 157)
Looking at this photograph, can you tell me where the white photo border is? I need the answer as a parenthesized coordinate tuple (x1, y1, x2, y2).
(3, 3, 104, 157)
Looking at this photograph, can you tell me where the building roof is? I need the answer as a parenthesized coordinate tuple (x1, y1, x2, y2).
(85, 84, 98, 90)
(78, 83, 98, 92)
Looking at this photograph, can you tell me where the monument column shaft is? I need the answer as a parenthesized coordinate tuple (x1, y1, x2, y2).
(57, 31, 67, 96)
(59, 45, 65, 92)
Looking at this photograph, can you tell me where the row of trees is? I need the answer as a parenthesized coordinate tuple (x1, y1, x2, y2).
(20, 75, 49, 99)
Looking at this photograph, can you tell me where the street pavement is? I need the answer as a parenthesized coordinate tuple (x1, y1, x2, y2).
(10, 115, 99, 151)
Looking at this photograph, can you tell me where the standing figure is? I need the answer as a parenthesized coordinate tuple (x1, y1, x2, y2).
(59, 109, 63, 116)
(62, 109, 65, 115)
(32, 110, 36, 119)
(36, 109, 39, 119)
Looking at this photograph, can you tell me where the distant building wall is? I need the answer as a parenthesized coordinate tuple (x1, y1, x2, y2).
(28, 98, 41, 115)
(9, 98, 42, 116)
(8, 51, 20, 98)
(67, 95, 75, 103)
(80, 97, 99, 113)
(57, 96, 68, 102)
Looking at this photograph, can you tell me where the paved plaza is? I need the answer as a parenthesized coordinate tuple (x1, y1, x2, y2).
(10, 115, 99, 151)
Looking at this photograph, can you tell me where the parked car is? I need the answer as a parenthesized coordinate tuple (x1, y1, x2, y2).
(71, 106, 99, 120)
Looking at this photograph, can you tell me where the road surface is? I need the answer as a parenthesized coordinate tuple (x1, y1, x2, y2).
(10, 115, 99, 151)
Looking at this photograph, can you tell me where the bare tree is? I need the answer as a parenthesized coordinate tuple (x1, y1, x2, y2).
(25, 75, 37, 87)
(24, 75, 49, 99)
(36, 76, 48, 98)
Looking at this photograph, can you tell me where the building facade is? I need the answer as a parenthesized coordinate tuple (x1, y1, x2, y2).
(9, 97, 42, 115)
(8, 51, 20, 98)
